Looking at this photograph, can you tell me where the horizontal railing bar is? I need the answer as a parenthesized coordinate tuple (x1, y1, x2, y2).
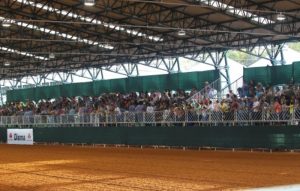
(0, 108, 299, 127)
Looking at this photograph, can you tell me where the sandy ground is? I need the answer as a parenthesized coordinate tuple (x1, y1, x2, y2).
(0, 144, 300, 191)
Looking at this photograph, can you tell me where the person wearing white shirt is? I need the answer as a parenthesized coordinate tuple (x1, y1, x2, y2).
(146, 103, 155, 124)
(252, 97, 261, 120)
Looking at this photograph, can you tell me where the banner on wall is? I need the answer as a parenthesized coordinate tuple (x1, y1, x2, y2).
(7, 129, 33, 145)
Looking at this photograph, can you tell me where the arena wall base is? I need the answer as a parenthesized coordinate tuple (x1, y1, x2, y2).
(1, 126, 300, 149)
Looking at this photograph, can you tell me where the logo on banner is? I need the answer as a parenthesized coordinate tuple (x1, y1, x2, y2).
(9, 133, 13, 139)
(28, 133, 31, 139)
(14, 134, 25, 141)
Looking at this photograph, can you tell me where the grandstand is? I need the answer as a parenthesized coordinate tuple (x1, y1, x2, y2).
(1, 0, 300, 190)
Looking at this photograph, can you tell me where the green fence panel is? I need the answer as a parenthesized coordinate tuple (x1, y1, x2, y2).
(0, 128, 6, 142)
(6, 89, 18, 102)
(24, 88, 36, 101)
(164, 74, 179, 91)
(244, 64, 299, 86)
(47, 86, 61, 99)
(72, 82, 94, 97)
(126, 76, 143, 92)
(6, 87, 37, 102)
(93, 80, 111, 95)
(60, 82, 93, 97)
(142, 75, 164, 92)
(60, 84, 73, 97)
(6, 70, 219, 102)
(293, 62, 300, 83)
(19, 88, 36, 102)
(244, 66, 271, 86)
(0, 126, 295, 149)
(270, 65, 293, 85)
(109, 78, 126, 93)
(35, 86, 61, 101)
(178, 72, 198, 90)
(197, 70, 219, 89)
(34, 87, 45, 101)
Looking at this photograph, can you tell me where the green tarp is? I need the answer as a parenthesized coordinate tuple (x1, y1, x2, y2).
(243, 62, 300, 85)
(294, 62, 300, 83)
(1, 125, 300, 149)
(7, 70, 219, 102)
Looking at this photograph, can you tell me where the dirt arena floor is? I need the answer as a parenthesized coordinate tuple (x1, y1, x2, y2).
(0, 144, 300, 191)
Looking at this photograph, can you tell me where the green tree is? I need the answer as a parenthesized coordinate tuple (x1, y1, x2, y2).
(227, 50, 260, 66)
(288, 42, 300, 52)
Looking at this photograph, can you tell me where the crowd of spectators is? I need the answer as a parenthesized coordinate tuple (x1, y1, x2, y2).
(0, 80, 300, 124)
(0, 89, 190, 117)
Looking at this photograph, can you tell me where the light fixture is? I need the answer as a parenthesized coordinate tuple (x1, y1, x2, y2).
(276, 13, 286, 21)
(177, 29, 186, 36)
(2, 19, 11, 27)
(49, 53, 55, 59)
(84, 0, 95, 6)
(4, 61, 10, 66)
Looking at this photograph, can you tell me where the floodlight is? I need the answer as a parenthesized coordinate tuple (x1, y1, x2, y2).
(84, 0, 95, 6)
(276, 13, 286, 21)
(49, 53, 55, 59)
(4, 61, 10, 66)
(2, 19, 11, 27)
(177, 29, 186, 36)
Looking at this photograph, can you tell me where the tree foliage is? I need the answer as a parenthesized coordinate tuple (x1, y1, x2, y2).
(288, 42, 300, 52)
(227, 50, 260, 66)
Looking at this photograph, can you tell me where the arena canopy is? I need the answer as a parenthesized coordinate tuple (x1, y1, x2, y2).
(1, 0, 300, 103)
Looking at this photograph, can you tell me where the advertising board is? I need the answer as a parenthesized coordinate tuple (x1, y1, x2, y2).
(7, 129, 33, 145)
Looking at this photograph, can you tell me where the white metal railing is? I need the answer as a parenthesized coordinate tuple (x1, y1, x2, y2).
(219, 76, 244, 98)
(0, 107, 299, 127)
(186, 78, 220, 103)
(187, 76, 245, 104)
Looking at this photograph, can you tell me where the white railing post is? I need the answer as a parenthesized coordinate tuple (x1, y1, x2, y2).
(292, 106, 296, 125)
(124, 113, 127, 125)
(105, 113, 108, 125)
(234, 111, 237, 125)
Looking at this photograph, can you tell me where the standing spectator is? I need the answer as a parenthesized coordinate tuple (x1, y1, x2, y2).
(252, 97, 261, 120)
(146, 103, 155, 124)
(273, 98, 282, 120)
(248, 80, 256, 98)
(204, 81, 211, 98)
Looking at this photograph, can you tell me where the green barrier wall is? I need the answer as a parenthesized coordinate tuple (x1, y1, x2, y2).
(0, 128, 6, 143)
(7, 70, 219, 102)
(243, 61, 300, 85)
(294, 61, 300, 83)
(1, 126, 300, 149)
